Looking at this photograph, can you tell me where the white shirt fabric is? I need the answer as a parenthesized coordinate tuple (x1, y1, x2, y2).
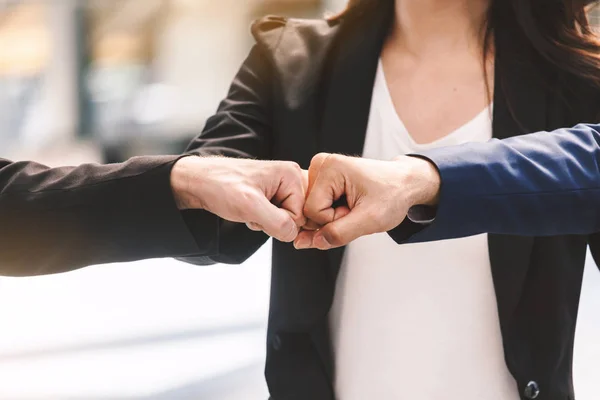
(329, 60, 520, 400)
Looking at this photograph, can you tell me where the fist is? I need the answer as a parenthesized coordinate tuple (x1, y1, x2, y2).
(295, 153, 440, 250)
(171, 156, 308, 242)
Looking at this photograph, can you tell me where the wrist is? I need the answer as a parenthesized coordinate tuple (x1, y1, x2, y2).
(397, 156, 441, 208)
(170, 156, 206, 210)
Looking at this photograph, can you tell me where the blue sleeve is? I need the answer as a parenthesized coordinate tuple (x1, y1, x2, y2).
(388, 123, 600, 243)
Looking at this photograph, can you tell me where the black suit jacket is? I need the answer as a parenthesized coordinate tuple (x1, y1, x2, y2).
(0, 156, 217, 276)
(182, 6, 600, 400)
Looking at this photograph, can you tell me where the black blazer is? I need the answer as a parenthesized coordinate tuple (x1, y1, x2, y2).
(0, 155, 217, 276)
(183, 8, 600, 400)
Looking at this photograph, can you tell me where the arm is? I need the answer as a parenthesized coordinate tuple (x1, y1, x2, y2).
(298, 124, 600, 249)
(0, 156, 214, 276)
(0, 154, 306, 276)
(1, 19, 294, 273)
(400, 123, 600, 242)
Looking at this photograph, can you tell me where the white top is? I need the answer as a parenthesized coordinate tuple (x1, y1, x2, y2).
(329, 61, 519, 400)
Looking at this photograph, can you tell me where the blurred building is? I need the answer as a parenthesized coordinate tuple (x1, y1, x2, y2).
(590, 1, 600, 27)
(3, 0, 598, 164)
(0, 0, 346, 163)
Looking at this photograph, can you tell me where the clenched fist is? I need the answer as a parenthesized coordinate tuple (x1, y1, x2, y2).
(171, 156, 307, 242)
(295, 153, 441, 250)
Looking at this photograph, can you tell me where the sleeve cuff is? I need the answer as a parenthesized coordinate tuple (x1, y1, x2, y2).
(407, 205, 437, 224)
(133, 156, 220, 258)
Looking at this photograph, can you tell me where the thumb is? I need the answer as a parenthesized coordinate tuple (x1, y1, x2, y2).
(250, 194, 299, 243)
(313, 206, 377, 249)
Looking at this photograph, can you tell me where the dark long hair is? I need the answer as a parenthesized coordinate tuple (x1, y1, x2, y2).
(331, 0, 600, 92)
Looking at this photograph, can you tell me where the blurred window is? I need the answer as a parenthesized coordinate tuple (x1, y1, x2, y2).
(83, 0, 325, 161)
(590, 2, 600, 29)
(84, 0, 166, 145)
(0, 2, 49, 152)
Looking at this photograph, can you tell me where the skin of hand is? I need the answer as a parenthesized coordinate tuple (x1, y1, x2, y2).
(294, 153, 441, 250)
(170, 156, 308, 243)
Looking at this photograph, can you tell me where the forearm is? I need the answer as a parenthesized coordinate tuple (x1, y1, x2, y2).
(0, 156, 216, 276)
(393, 123, 600, 243)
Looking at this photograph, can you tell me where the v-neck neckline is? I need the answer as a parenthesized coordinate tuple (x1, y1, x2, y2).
(376, 59, 493, 151)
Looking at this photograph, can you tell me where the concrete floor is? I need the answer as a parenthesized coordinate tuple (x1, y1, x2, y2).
(0, 243, 599, 399)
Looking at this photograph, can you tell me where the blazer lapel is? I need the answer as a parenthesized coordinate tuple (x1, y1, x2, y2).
(489, 30, 548, 323)
(319, 4, 394, 278)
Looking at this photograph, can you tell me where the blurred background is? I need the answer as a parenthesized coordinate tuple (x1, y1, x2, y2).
(1, 0, 600, 399)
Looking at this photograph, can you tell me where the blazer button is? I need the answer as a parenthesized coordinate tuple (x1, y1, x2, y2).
(271, 335, 282, 351)
(524, 381, 540, 399)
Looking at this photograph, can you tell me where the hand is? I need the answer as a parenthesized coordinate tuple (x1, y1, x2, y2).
(294, 153, 441, 250)
(171, 156, 307, 242)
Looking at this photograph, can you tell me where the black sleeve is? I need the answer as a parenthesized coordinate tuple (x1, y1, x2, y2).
(180, 42, 277, 266)
(0, 155, 218, 277)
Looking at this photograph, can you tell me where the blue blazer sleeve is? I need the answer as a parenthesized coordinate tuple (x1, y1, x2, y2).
(388, 123, 600, 243)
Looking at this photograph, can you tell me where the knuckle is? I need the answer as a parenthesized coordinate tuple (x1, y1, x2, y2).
(276, 160, 301, 175)
(310, 152, 330, 168)
(325, 153, 345, 169)
(326, 153, 341, 163)
(289, 161, 302, 172)
(285, 162, 303, 179)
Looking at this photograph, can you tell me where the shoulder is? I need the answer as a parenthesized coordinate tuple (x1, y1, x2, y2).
(251, 15, 341, 54)
(249, 15, 345, 102)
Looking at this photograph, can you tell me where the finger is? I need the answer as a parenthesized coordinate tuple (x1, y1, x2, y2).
(304, 153, 335, 225)
(311, 206, 377, 250)
(274, 166, 307, 228)
(332, 205, 351, 220)
(303, 219, 322, 231)
(302, 169, 309, 194)
(307, 153, 330, 195)
(293, 229, 315, 250)
(251, 194, 299, 242)
(294, 206, 349, 250)
(304, 173, 346, 226)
